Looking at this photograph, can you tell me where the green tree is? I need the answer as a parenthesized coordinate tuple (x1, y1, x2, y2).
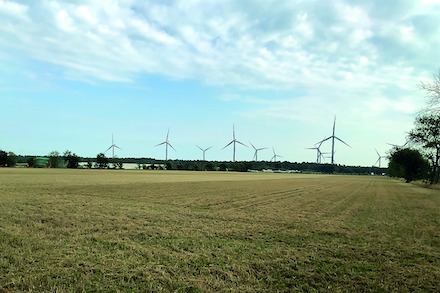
(27, 156, 36, 168)
(0, 150, 8, 166)
(64, 150, 80, 169)
(7, 152, 17, 167)
(48, 151, 60, 168)
(388, 148, 430, 183)
(96, 153, 109, 169)
(0, 150, 17, 167)
(408, 113, 440, 184)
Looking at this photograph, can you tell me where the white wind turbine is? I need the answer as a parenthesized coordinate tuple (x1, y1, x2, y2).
(105, 133, 122, 158)
(222, 124, 247, 162)
(374, 149, 387, 168)
(318, 116, 351, 165)
(306, 138, 326, 164)
(197, 145, 213, 161)
(155, 128, 176, 161)
(249, 141, 267, 161)
(271, 147, 283, 162)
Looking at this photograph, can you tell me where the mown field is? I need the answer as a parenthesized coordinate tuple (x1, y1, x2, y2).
(0, 169, 439, 292)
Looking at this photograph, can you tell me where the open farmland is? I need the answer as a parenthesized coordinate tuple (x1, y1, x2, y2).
(0, 169, 439, 292)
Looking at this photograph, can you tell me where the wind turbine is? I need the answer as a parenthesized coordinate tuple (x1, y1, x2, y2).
(155, 128, 176, 161)
(197, 145, 212, 161)
(319, 116, 351, 165)
(271, 147, 283, 162)
(105, 133, 122, 158)
(374, 149, 387, 168)
(222, 124, 247, 162)
(249, 141, 267, 161)
(306, 138, 326, 164)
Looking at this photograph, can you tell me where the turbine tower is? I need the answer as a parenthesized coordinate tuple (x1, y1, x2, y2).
(374, 149, 386, 168)
(105, 133, 122, 158)
(319, 116, 351, 165)
(306, 139, 326, 164)
(271, 147, 283, 162)
(222, 124, 247, 162)
(197, 145, 212, 161)
(155, 128, 176, 161)
(249, 141, 267, 161)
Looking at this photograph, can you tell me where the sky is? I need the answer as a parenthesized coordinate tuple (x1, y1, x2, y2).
(1, 0, 439, 166)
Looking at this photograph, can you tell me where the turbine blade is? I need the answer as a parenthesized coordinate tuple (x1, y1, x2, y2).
(155, 141, 166, 147)
(197, 145, 203, 151)
(335, 136, 351, 148)
(236, 140, 248, 147)
(206, 146, 213, 151)
(222, 141, 234, 150)
(168, 143, 176, 152)
(318, 136, 332, 144)
(105, 146, 112, 152)
(249, 141, 256, 150)
(115, 145, 122, 150)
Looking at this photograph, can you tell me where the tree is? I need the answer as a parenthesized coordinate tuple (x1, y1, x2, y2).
(27, 156, 36, 168)
(48, 151, 60, 168)
(64, 150, 80, 169)
(7, 152, 16, 167)
(0, 150, 17, 167)
(388, 148, 430, 183)
(95, 153, 109, 169)
(408, 113, 440, 184)
(419, 70, 440, 114)
(0, 150, 7, 166)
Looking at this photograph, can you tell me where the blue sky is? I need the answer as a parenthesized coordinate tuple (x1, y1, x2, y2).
(1, 0, 439, 166)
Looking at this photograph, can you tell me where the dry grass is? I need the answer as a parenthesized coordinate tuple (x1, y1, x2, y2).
(0, 169, 439, 292)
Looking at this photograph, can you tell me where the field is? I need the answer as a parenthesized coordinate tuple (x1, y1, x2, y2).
(0, 169, 439, 292)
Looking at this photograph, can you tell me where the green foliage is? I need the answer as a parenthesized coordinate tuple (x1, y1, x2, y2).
(95, 153, 109, 169)
(408, 113, 440, 184)
(48, 151, 60, 168)
(388, 148, 430, 182)
(64, 150, 80, 169)
(110, 160, 124, 169)
(0, 150, 17, 167)
(27, 156, 36, 168)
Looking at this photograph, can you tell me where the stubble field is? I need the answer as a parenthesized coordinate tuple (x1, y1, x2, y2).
(0, 169, 439, 292)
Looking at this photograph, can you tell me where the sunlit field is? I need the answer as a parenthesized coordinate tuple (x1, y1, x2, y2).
(0, 169, 439, 292)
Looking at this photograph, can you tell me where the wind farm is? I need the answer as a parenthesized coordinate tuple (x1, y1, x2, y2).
(1, 116, 395, 173)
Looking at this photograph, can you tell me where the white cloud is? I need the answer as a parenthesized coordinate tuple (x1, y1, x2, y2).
(0, 0, 437, 90)
(0, 0, 28, 19)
